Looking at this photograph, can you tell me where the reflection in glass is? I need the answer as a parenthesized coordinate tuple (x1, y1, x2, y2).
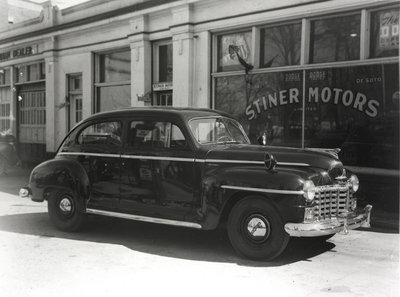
(99, 50, 131, 83)
(97, 85, 131, 112)
(159, 44, 173, 82)
(215, 71, 303, 147)
(310, 14, 361, 63)
(370, 8, 399, 58)
(304, 64, 399, 170)
(261, 23, 301, 67)
(217, 32, 252, 72)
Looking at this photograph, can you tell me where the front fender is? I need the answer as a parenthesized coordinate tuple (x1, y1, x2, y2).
(200, 164, 312, 229)
(29, 157, 90, 203)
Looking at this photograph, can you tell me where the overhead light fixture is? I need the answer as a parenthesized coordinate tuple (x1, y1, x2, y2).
(350, 33, 358, 37)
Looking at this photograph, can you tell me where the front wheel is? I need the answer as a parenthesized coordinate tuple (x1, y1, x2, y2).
(48, 191, 86, 232)
(227, 197, 289, 261)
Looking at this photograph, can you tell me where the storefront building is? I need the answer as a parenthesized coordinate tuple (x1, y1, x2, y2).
(0, 0, 398, 211)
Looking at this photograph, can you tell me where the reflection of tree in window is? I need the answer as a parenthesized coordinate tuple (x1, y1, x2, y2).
(261, 23, 301, 67)
(310, 14, 360, 63)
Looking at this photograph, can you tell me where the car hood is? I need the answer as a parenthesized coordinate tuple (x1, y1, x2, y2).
(204, 144, 344, 179)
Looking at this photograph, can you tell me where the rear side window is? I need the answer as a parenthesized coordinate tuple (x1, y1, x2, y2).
(59, 121, 122, 152)
(128, 120, 187, 150)
(78, 121, 121, 146)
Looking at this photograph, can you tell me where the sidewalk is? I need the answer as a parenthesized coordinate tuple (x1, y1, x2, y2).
(0, 166, 398, 232)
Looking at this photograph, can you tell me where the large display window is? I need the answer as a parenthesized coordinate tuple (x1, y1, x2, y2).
(214, 63, 399, 171)
(304, 64, 399, 169)
(215, 70, 303, 147)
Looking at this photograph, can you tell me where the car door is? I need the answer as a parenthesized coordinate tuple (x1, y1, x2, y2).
(73, 120, 122, 209)
(119, 118, 200, 221)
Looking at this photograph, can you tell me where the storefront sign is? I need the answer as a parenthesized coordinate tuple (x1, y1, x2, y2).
(245, 87, 380, 120)
(219, 32, 252, 71)
(0, 44, 38, 62)
(379, 9, 399, 50)
(153, 82, 172, 91)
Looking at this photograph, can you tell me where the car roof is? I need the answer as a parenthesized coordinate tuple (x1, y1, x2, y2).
(85, 107, 233, 122)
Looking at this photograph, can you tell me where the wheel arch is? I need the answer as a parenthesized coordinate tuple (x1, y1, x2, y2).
(219, 191, 282, 226)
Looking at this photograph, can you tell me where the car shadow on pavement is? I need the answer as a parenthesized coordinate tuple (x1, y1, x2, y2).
(0, 211, 335, 267)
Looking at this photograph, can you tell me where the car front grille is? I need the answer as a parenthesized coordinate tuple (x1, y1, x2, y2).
(312, 185, 355, 221)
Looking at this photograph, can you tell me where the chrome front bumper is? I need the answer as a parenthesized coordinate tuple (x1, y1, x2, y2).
(284, 205, 373, 237)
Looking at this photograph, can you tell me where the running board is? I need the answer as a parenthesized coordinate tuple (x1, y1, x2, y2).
(86, 208, 202, 229)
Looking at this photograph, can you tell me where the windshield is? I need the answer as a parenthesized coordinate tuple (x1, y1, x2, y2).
(188, 116, 250, 145)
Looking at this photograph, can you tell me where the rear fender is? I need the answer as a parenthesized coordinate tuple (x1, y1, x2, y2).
(29, 158, 90, 203)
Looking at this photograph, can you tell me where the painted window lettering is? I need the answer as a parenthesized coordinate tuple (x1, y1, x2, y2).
(246, 87, 379, 120)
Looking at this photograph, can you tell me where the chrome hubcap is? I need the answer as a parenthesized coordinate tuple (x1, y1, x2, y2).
(247, 217, 267, 237)
(59, 197, 72, 213)
(245, 214, 271, 243)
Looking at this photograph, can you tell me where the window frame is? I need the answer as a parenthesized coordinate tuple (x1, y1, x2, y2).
(211, 4, 399, 148)
(94, 48, 131, 113)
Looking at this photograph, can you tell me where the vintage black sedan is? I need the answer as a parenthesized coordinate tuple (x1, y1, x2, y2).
(20, 108, 372, 260)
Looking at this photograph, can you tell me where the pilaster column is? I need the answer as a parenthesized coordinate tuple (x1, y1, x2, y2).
(129, 15, 151, 107)
(171, 4, 194, 107)
(43, 37, 57, 153)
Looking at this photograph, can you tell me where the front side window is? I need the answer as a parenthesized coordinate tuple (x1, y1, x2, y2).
(370, 8, 399, 58)
(128, 121, 187, 150)
(261, 22, 301, 67)
(310, 14, 361, 63)
(217, 31, 252, 72)
(189, 117, 250, 145)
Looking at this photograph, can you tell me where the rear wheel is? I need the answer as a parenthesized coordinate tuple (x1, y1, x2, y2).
(48, 191, 86, 232)
(227, 196, 289, 261)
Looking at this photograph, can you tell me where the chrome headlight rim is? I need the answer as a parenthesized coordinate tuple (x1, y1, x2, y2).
(349, 174, 359, 192)
(303, 180, 316, 202)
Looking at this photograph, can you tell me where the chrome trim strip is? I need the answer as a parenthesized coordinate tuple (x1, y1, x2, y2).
(206, 159, 264, 165)
(221, 185, 304, 195)
(205, 159, 310, 166)
(58, 152, 121, 158)
(123, 155, 195, 162)
(277, 162, 310, 167)
(58, 152, 310, 167)
(86, 208, 202, 229)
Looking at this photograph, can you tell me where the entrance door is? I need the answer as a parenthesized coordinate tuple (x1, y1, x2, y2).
(67, 74, 83, 129)
(17, 83, 46, 163)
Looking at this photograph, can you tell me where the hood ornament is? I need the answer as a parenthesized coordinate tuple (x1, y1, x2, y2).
(335, 168, 347, 181)
(264, 153, 277, 171)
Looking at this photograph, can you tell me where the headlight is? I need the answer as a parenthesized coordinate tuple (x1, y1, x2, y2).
(349, 174, 359, 192)
(303, 180, 316, 202)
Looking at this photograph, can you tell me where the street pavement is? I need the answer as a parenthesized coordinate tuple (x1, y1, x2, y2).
(0, 168, 399, 297)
